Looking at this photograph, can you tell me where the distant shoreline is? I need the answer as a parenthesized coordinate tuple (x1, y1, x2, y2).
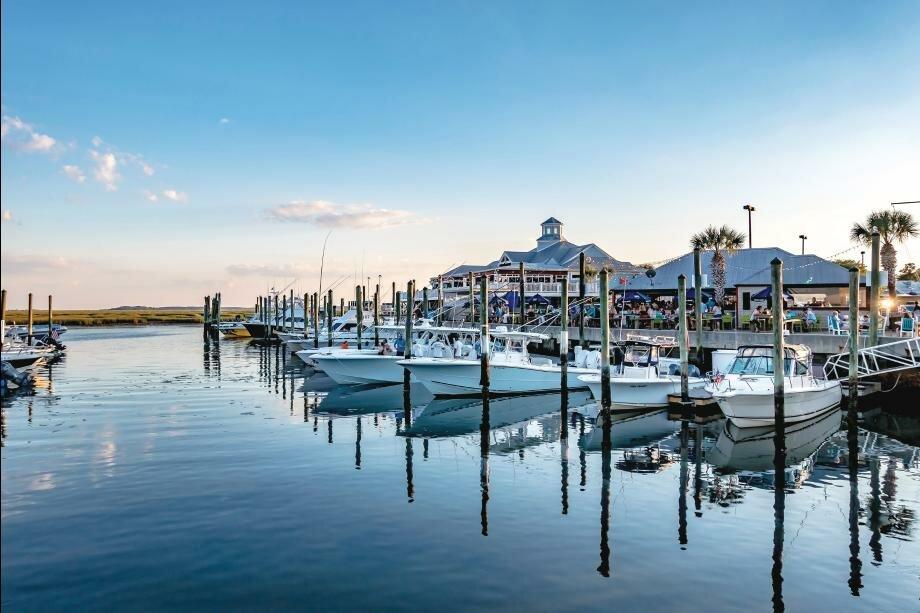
(3, 309, 251, 327)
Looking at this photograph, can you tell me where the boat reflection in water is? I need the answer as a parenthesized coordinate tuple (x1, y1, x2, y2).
(577, 410, 687, 473)
(318, 383, 433, 415)
(708, 408, 842, 488)
(405, 390, 592, 438)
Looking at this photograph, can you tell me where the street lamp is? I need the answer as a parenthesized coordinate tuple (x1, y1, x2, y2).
(743, 204, 756, 248)
(798, 234, 807, 255)
(860, 251, 865, 267)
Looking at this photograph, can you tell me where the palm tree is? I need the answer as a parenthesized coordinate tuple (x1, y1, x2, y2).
(850, 210, 919, 296)
(690, 225, 747, 305)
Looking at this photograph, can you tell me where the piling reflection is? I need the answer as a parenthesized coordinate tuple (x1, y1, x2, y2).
(405, 437, 414, 503)
(678, 420, 689, 547)
(561, 435, 569, 515)
(694, 425, 704, 517)
(847, 410, 863, 596)
(480, 393, 490, 536)
(772, 416, 786, 612)
(597, 440, 611, 577)
(355, 417, 362, 470)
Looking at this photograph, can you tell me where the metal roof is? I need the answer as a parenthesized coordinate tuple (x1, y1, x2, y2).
(628, 247, 853, 290)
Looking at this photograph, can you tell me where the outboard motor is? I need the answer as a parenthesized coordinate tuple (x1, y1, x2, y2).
(1, 361, 35, 392)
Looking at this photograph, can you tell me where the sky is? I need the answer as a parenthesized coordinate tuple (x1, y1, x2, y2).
(2, 1, 919, 308)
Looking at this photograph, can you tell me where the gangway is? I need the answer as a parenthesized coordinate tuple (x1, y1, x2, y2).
(824, 337, 920, 380)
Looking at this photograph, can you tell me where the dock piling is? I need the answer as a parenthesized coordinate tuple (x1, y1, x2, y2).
(869, 227, 880, 346)
(356, 286, 364, 347)
(579, 253, 586, 348)
(560, 277, 569, 432)
(771, 258, 786, 446)
(403, 280, 414, 387)
(519, 262, 526, 328)
(693, 247, 703, 364)
(468, 272, 475, 325)
(328, 290, 334, 347)
(599, 270, 611, 441)
(848, 268, 859, 408)
(479, 276, 490, 392)
(27, 293, 34, 346)
(47, 295, 53, 340)
(677, 275, 689, 403)
(374, 284, 380, 346)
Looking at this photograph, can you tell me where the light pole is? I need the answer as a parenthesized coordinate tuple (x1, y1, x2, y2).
(743, 204, 756, 248)
(798, 234, 807, 255)
(860, 251, 865, 268)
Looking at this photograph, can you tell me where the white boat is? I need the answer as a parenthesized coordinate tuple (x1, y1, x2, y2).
(577, 341, 706, 409)
(283, 308, 378, 354)
(218, 321, 250, 338)
(707, 345, 841, 427)
(315, 326, 478, 385)
(402, 330, 593, 396)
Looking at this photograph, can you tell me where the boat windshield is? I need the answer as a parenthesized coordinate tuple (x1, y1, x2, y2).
(622, 344, 657, 365)
(727, 355, 809, 376)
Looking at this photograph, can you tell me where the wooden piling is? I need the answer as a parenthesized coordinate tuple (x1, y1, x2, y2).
(560, 277, 569, 429)
(468, 272, 475, 325)
(395, 289, 402, 324)
(677, 275, 689, 403)
(204, 296, 211, 335)
(771, 258, 785, 443)
(519, 262, 526, 328)
(303, 293, 309, 338)
(356, 285, 364, 347)
(328, 290, 334, 347)
(422, 286, 429, 322)
(693, 247, 703, 364)
(599, 270, 611, 435)
(868, 227, 880, 346)
(1, 288, 6, 323)
(339, 298, 344, 318)
(27, 293, 34, 346)
(272, 295, 279, 338)
(374, 284, 380, 346)
(282, 294, 288, 335)
(848, 268, 859, 408)
(403, 280, 414, 387)
(313, 293, 320, 348)
(391, 281, 397, 322)
(479, 276, 490, 391)
(47, 295, 53, 340)
(437, 276, 444, 326)
(579, 253, 586, 348)
(289, 289, 294, 333)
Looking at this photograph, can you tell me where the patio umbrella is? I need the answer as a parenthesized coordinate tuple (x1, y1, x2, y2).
(527, 294, 550, 305)
(502, 291, 520, 310)
(489, 295, 507, 306)
(684, 287, 712, 301)
(618, 290, 651, 303)
(751, 286, 793, 300)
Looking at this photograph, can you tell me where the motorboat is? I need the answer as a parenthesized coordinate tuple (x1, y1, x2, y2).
(218, 321, 250, 338)
(707, 345, 841, 427)
(577, 340, 706, 409)
(282, 309, 377, 353)
(314, 326, 478, 385)
(4, 323, 68, 343)
(402, 330, 590, 396)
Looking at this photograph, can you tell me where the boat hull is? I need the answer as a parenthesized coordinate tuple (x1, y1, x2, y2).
(580, 375, 707, 408)
(713, 381, 842, 427)
(312, 354, 407, 385)
(402, 359, 592, 396)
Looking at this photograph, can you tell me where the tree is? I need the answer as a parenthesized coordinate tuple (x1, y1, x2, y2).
(850, 210, 918, 296)
(899, 262, 919, 282)
(690, 225, 746, 305)
(833, 258, 865, 273)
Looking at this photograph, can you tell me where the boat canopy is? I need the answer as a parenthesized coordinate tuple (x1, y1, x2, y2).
(727, 345, 811, 376)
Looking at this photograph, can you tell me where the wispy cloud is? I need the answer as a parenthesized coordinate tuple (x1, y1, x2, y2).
(226, 263, 314, 277)
(219, 117, 231, 125)
(161, 189, 188, 203)
(89, 150, 120, 191)
(143, 190, 159, 203)
(2, 210, 13, 223)
(1, 254, 73, 274)
(263, 200, 423, 229)
(62, 164, 86, 183)
(1, 115, 59, 153)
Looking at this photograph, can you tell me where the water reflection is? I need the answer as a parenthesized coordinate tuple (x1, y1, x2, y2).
(772, 416, 786, 612)
(480, 393, 490, 536)
(598, 441, 611, 577)
(319, 383, 432, 416)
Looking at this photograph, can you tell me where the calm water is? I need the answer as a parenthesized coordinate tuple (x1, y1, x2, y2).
(2, 326, 918, 611)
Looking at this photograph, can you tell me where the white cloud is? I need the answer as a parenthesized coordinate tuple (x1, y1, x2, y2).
(161, 189, 188, 203)
(2, 210, 13, 223)
(62, 164, 86, 183)
(140, 162, 155, 176)
(219, 117, 231, 124)
(91, 136, 103, 147)
(226, 263, 314, 277)
(143, 190, 159, 203)
(1, 115, 58, 153)
(90, 150, 120, 191)
(263, 200, 423, 229)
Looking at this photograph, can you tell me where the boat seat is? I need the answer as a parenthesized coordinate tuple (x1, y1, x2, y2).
(584, 350, 601, 370)
(623, 365, 653, 378)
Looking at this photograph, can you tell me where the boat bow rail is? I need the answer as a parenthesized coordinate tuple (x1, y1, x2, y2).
(823, 337, 920, 380)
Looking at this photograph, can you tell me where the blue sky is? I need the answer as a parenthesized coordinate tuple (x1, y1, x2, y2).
(2, 1, 919, 307)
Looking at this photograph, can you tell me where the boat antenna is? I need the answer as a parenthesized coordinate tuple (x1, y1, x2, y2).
(318, 231, 331, 299)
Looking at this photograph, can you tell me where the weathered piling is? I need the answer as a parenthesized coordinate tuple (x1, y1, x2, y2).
(356, 285, 364, 347)
(327, 290, 334, 347)
(204, 296, 211, 336)
(693, 247, 703, 364)
(599, 270, 611, 439)
(27, 293, 34, 345)
(468, 272, 475, 325)
(282, 294, 288, 335)
(339, 298, 344, 318)
(374, 284, 380, 346)
(1, 288, 6, 323)
(437, 276, 444, 326)
(289, 289, 294, 333)
(479, 276, 490, 392)
(848, 268, 859, 407)
(403, 280, 414, 387)
(312, 293, 320, 348)
(560, 277, 569, 432)
(273, 295, 279, 337)
(771, 258, 786, 445)
(422, 286, 429, 321)
(519, 262, 526, 328)
(303, 293, 309, 338)
(395, 289, 402, 324)
(868, 226, 880, 346)
(677, 275, 689, 403)
(47, 295, 53, 339)
(579, 252, 586, 348)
